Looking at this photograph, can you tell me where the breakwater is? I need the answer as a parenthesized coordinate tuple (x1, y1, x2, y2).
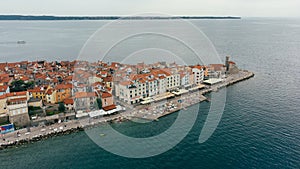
(0, 127, 84, 150)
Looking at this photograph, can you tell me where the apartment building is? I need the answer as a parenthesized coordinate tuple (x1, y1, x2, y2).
(6, 92, 30, 127)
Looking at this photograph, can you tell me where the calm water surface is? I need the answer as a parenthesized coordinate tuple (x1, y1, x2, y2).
(0, 18, 300, 169)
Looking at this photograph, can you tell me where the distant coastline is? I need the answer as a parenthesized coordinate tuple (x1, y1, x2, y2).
(0, 15, 241, 21)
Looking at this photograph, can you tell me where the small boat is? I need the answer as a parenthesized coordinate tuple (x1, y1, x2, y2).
(17, 40, 26, 44)
(100, 133, 106, 137)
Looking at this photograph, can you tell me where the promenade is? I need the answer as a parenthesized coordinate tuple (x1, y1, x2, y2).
(0, 70, 254, 149)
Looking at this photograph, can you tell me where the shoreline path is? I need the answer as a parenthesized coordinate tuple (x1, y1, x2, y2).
(0, 70, 254, 148)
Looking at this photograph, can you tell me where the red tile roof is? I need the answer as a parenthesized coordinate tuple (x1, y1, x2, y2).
(0, 85, 9, 92)
(209, 64, 225, 71)
(75, 92, 96, 98)
(0, 94, 6, 99)
(55, 83, 73, 90)
(20, 76, 30, 81)
(119, 81, 133, 86)
(28, 87, 45, 93)
(102, 104, 117, 111)
(7, 97, 27, 103)
(6, 91, 27, 97)
(64, 98, 74, 104)
(0, 77, 12, 83)
(192, 65, 203, 70)
(46, 89, 54, 95)
(101, 92, 112, 98)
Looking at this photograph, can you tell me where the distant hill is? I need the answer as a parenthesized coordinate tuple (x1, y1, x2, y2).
(0, 15, 241, 20)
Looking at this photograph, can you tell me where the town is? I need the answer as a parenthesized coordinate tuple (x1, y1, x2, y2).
(0, 56, 253, 145)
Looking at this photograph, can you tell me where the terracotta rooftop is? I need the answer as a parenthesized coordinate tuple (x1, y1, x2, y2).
(46, 89, 54, 95)
(102, 92, 112, 98)
(64, 98, 74, 104)
(7, 97, 27, 103)
(192, 65, 203, 70)
(75, 92, 96, 98)
(28, 87, 46, 93)
(20, 76, 30, 81)
(6, 91, 27, 97)
(102, 104, 117, 111)
(0, 94, 6, 99)
(119, 81, 133, 86)
(0, 85, 9, 92)
(55, 83, 73, 90)
(209, 64, 226, 71)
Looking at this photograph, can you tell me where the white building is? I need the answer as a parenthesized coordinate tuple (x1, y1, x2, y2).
(116, 68, 181, 104)
(118, 81, 141, 104)
(6, 92, 30, 127)
(192, 66, 204, 84)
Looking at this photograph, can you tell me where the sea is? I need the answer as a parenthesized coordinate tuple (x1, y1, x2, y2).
(0, 18, 300, 169)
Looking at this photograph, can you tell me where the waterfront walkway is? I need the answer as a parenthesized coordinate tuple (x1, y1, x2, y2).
(0, 70, 254, 148)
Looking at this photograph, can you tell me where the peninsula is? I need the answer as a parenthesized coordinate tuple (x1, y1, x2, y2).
(0, 56, 254, 149)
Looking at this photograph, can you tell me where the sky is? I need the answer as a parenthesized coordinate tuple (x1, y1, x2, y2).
(0, 0, 300, 17)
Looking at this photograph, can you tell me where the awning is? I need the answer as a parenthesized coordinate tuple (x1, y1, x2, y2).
(172, 89, 189, 96)
(203, 78, 223, 85)
(184, 84, 192, 88)
(188, 84, 206, 91)
(142, 97, 153, 101)
(140, 99, 155, 104)
(89, 105, 124, 118)
(76, 113, 89, 118)
(153, 92, 175, 101)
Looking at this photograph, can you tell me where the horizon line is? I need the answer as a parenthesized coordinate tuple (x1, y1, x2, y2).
(0, 15, 242, 20)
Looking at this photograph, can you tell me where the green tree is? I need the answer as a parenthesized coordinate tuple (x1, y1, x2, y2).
(26, 81, 35, 89)
(10, 80, 34, 92)
(96, 98, 102, 109)
(58, 102, 66, 112)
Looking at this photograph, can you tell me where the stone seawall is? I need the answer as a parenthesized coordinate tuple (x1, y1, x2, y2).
(0, 127, 84, 150)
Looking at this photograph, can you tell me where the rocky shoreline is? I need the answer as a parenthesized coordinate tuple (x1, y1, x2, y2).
(0, 127, 84, 150)
(0, 70, 254, 150)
